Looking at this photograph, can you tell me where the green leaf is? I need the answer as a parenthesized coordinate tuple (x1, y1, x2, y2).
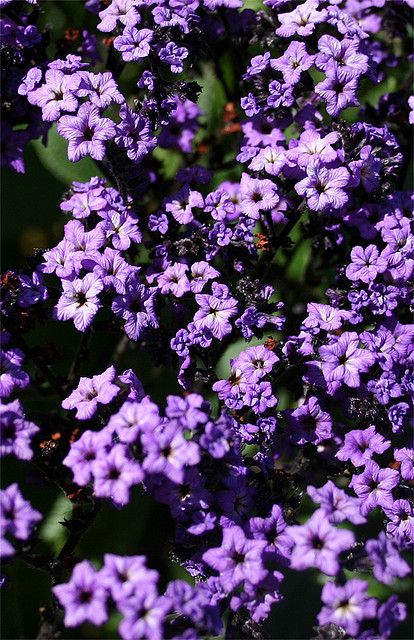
(38, 494, 71, 554)
(31, 126, 104, 187)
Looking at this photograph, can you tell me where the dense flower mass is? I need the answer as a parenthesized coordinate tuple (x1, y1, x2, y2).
(1, 0, 413, 639)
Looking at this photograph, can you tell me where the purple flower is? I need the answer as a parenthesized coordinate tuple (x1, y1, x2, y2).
(27, 69, 78, 121)
(378, 596, 407, 639)
(384, 499, 414, 543)
(157, 263, 190, 297)
(61, 366, 119, 420)
(315, 71, 359, 116)
(53, 560, 108, 627)
(57, 103, 115, 162)
(60, 189, 107, 220)
(317, 579, 377, 637)
(100, 554, 158, 606)
(92, 443, 143, 505)
(142, 421, 200, 484)
(118, 586, 170, 640)
(349, 460, 399, 516)
(76, 71, 124, 109)
(296, 160, 350, 211)
(234, 345, 278, 381)
(0, 348, 30, 398)
(303, 303, 352, 332)
(318, 331, 376, 393)
(307, 481, 366, 525)
(394, 447, 413, 481)
(336, 426, 390, 467)
(102, 210, 142, 250)
(63, 429, 111, 486)
(366, 532, 410, 585)
(239, 173, 279, 220)
(202, 525, 267, 592)
(164, 186, 204, 224)
(287, 396, 333, 445)
(345, 245, 388, 283)
(315, 35, 368, 81)
(0, 399, 39, 460)
(97, 0, 141, 32)
(55, 273, 103, 332)
(276, 0, 327, 38)
(107, 398, 160, 444)
(349, 145, 382, 193)
(271, 41, 314, 85)
(248, 504, 293, 563)
(189, 261, 220, 293)
(244, 381, 278, 415)
(112, 273, 158, 341)
(193, 285, 238, 340)
(1, 483, 41, 544)
(158, 42, 188, 74)
(287, 130, 339, 168)
(287, 509, 354, 576)
(114, 27, 153, 61)
(114, 105, 156, 162)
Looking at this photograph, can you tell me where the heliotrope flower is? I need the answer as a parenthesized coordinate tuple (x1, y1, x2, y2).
(113, 27, 153, 61)
(0, 399, 39, 460)
(112, 273, 159, 341)
(318, 331, 376, 393)
(57, 103, 115, 162)
(54, 273, 103, 332)
(349, 460, 399, 516)
(53, 560, 108, 627)
(287, 508, 354, 576)
(295, 160, 350, 211)
(0, 483, 41, 544)
(202, 525, 267, 592)
(317, 579, 377, 637)
(61, 366, 119, 420)
(336, 426, 390, 467)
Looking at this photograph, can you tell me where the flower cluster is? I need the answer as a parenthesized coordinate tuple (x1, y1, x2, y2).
(1, 1, 413, 639)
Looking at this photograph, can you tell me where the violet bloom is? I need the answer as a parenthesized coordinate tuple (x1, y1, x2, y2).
(0, 483, 41, 542)
(92, 443, 143, 505)
(202, 525, 267, 592)
(336, 426, 390, 467)
(315, 71, 359, 116)
(189, 261, 220, 293)
(349, 145, 382, 193)
(307, 481, 366, 525)
(114, 105, 156, 162)
(107, 398, 160, 444)
(60, 189, 108, 220)
(276, 0, 327, 37)
(118, 587, 170, 640)
(287, 396, 332, 445)
(349, 460, 399, 516)
(97, 0, 141, 32)
(366, 532, 410, 585)
(239, 173, 279, 220)
(318, 331, 376, 393)
(378, 595, 407, 639)
(112, 273, 158, 341)
(317, 579, 377, 637)
(164, 186, 204, 224)
(193, 286, 238, 340)
(114, 27, 153, 61)
(303, 302, 352, 332)
(142, 421, 200, 484)
(270, 41, 314, 85)
(248, 147, 286, 177)
(243, 381, 278, 415)
(55, 273, 103, 332)
(315, 35, 368, 81)
(157, 263, 190, 297)
(234, 345, 278, 382)
(53, 560, 108, 627)
(384, 499, 414, 543)
(295, 160, 350, 211)
(248, 504, 293, 563)
(76, 71, 124, 109)
(0, 348, 30, 398)
(57, 103, 115, 162)
(287, 509, 354, 576)
(61, 366, 119, 420)
(100, 554, 158, 606)
(87, 248, 138, 294)
(63, 429, 112, 485)
(158, 42, 188, 74)
(345, 245, 388, 283)
(27, 69, 78, 121)
(394, 447, 414, 481)
(102, 210, 142, 250)
(287, 130, 339, 168)
(0, 399, 39, 460)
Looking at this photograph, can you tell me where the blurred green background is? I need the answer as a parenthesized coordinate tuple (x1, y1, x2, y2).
(1, 1, 412, 639)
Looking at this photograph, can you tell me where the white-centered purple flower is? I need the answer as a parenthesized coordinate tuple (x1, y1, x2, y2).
(57, 103, 115, 162)
(61, 366, 120, 420)
(55, 273, 103, 332)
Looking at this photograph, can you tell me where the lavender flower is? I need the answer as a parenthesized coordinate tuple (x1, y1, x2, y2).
(61, 366, 119, 420)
